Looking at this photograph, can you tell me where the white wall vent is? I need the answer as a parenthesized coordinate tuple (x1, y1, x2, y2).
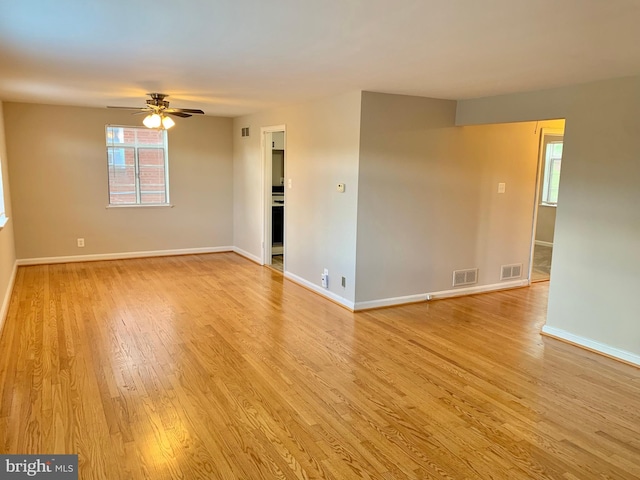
(241, 127, 250, 137)
(452, 268, 478, 287)
(501, 264, 522, 280)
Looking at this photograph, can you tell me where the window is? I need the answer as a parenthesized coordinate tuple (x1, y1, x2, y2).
(540, 133, 563, 205)
(106, 126, 170, 205)
(0, 154, 7, 229)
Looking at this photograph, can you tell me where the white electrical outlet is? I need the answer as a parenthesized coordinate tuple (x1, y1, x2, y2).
(321, 268, 329, 288)
(77, 238, 85, 247)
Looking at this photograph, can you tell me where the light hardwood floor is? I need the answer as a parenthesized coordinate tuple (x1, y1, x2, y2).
(1, 253, 639, 479)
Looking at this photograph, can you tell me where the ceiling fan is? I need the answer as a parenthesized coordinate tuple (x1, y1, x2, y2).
(107, 93, 205, 129)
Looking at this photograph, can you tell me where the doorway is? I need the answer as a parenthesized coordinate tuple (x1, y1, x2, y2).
(261, 126, 286, 272)
(530, 128, 564, 282)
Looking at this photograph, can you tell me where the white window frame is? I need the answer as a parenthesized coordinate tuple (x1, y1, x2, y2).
(540, 132, 563, 206)
(0, 154, 8, 229)
(105, 125, 171, 207)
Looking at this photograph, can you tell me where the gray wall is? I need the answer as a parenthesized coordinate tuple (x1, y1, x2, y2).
(457, 76, 640, 358)
(4, 103, 233, 259)
(355, 92, 561, 304)
(535, 205, 556, 244)
(0, 102, 17, 327)
(233, 91, 362, 303)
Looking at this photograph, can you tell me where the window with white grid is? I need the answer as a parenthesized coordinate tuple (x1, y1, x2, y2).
(106, 125, 170, 206)
(541, 134, 563, 206)
(0, 154, 7, 229)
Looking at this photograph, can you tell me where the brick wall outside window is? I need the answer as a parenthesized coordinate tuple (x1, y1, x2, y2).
(106, 126, 169, 205)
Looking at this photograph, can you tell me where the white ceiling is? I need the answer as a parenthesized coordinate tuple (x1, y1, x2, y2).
(1, 0, 640, 117)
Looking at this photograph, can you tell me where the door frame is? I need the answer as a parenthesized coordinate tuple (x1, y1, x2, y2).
(528, 127, 563, 283)
(261, 125, 286, 266)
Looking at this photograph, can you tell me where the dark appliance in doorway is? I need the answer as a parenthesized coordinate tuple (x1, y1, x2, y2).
(272, 186, 284, 246)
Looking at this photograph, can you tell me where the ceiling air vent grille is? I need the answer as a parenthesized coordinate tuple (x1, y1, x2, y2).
(241, 127, 250, 137)
(453, 268, 478, 287)
(501, 264, 522, 280)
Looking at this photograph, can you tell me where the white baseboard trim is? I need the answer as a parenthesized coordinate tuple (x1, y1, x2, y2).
(427, 279, 529, 301)
(16, 247, 234, 266)
(284, 271, 355, 311)
(354, 293, 428, 311)
(232, 247, 263, 265)
(541, 325, 640, 367)
(353, 280, 529, 310)
(535, 240, 554, 248)
(0, 261, 18, 335)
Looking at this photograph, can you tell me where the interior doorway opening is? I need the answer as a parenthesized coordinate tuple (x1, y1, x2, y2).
(530, 127, 564, 282)
(261, 126, 286, 272)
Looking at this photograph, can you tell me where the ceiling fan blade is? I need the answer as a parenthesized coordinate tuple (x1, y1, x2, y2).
(107, 106, 149, 111)
(165, 108, 204, 114)
(166, 112, 192, 118)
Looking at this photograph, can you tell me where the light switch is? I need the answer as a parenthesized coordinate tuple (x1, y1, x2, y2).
(288, 178, 292, 189)
(337, 183, 345, 193)
(497, 182, 506, 194)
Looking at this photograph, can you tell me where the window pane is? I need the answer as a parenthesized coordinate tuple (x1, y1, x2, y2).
(550, 142, 563, 158)
(140, 192, 166, 204)
(106, 127, 125, 145)
(0, 155, 5, 217)
(136, 129, 164, 146)
(542, 138, 563, 205)
(108, 146, 137, 204)
(107, 147, 131, 166)
(138, 148, 166, 204)
(547, 159, 562, 203)
(108, 166, 137, 204)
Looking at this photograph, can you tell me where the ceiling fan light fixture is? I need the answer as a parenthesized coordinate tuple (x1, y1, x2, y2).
(143, 113, 162, 128)
(161, 115, 175, 129)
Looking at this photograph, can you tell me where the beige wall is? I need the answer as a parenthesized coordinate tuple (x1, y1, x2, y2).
(457, 76, 640, 359)
(4, 103, 233, 260)
(0, 102, 17, 328)
(355, 92, 561, 303)
(233, 91, 362, 304)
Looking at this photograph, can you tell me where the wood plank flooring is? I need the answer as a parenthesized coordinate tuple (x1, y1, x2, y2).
(1, 253, 639, 479)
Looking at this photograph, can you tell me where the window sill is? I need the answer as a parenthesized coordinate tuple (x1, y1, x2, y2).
(106, 204, 174, 209)
(539, 203, 557, 208)
(0, 214, 8, 230)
